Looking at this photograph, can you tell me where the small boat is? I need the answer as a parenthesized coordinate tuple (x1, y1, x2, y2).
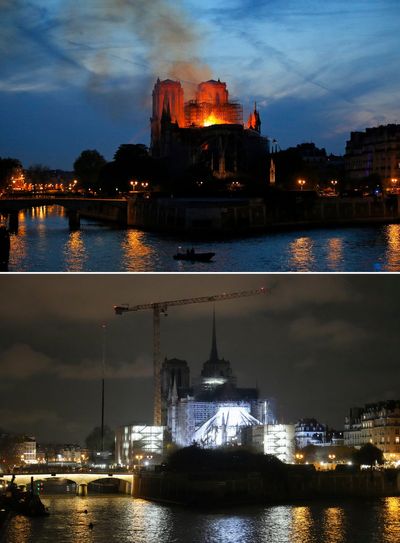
(173, 249, 215, 262)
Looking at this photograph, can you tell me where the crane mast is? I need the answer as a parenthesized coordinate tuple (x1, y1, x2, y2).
(114, 288, 267, 425)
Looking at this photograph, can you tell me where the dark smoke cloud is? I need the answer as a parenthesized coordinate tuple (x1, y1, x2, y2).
(1, 1, 212, 115)
(63, 0, 212, 105)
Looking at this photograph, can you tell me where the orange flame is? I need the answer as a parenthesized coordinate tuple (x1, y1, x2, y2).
(203, 113, 227, 127)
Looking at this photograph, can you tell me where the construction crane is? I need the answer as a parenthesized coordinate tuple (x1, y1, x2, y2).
(114, 287, 268, 426)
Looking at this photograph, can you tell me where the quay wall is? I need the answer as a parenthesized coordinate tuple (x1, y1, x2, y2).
(126, 195, 400, 234)
(76, 200, 127, 224)
(133, 469, 400, 506)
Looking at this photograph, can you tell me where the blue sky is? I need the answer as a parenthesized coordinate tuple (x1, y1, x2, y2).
(0, 0, 399, 169)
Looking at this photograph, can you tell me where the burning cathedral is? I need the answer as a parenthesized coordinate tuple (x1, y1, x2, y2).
(161, 311, 273, 448)
(150, 78, 269, 184)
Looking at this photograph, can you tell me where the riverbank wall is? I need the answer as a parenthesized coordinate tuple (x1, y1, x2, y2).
(76, 200, 127, 224)
(126, 194, 400, 235)
(133, 468, 400, 506)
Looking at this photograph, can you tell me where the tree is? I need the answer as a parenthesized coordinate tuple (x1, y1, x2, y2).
(0, 157, 23, 191)
(73, 149, 107, 192)
(0, 432, 24, 470)
(85, 425, 114, 454)
(352, 443, 384, 467)
(99, 144, 153, 194)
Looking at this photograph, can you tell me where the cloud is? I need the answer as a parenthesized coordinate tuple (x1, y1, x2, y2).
(0, 342, 152, 381)
(56, 355, 153, 380)
(266, 276, 354, 312)
(0, 344, 53, 378)
(0, 407, 62, 426)
(289, 316, 367, 347)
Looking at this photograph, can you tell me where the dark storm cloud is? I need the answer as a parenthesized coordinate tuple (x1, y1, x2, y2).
(0, 274, 399, 442)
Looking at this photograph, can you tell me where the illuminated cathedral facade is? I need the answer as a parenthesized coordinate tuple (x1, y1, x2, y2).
(150, 78, 268, 184)
(163, 311, 274, 448)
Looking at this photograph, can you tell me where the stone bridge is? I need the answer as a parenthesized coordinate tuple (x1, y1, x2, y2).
(0, 197, 128, 231)
(0, 472, 134, 496)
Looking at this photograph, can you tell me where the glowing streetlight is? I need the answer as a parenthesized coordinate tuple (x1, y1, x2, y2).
(135, 454, 143, 470)
(328, 453, 336, 463)
(330, 179, 338, 194)
(297, 179, 306, 191)
(391, 178, 398, 193)
(295, 453, 304, 463)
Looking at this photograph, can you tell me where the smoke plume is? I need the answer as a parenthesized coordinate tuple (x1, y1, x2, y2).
(64, 0, 212, 102)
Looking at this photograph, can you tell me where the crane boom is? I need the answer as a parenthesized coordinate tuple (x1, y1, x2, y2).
(114, 288, 266, 315)
(114, 287, 267, 425)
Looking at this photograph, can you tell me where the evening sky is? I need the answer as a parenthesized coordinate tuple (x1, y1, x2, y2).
(0, 0, 399, 169)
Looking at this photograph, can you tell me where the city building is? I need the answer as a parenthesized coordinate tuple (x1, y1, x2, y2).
(115, 424, 165, 467)
(345, 124, 400, 191)
(17, 436, 36, 465)
(242, 424, 295, 463)
(295, 418, 328, 448)
(36, 444, 87, 466)
(150, 78, 268, 185)
(167, 311, 273, 447)
(344, 400, 400, 461)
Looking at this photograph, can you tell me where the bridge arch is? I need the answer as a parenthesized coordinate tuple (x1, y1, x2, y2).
(0, 472, 134, 496)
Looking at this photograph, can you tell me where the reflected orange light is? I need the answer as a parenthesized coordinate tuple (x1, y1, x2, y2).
(384, 224, 400, 271)
(121, 230, 152, 271)
(289, 237, 314, 270)
(323, 507, 345, 543)
(383, 497, 400, 543)
(327, 238, 343, 268)
(65, 231, 86, 272)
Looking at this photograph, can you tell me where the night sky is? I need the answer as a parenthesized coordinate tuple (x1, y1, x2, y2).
(0, 273, 398, 445)
(1, 0, 399, 169)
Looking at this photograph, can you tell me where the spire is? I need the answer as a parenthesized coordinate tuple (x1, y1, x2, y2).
(209, 306, 219, 362)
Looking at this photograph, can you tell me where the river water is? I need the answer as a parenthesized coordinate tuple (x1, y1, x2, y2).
(5, 206, 400, 272)
(4, 495, 400, 543)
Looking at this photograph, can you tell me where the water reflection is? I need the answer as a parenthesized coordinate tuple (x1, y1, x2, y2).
(9, 212, 28, 271)
(288, 237, 315, 270)
(262, 506, 293, 542)
(383, 224, 400, 271)
(121, 230, 153, 271)
(327, 238, 343, 270)
(4, 496, 400, 543)
(383, 497, 400, 543)
(6, 206, 400, 271)
(64, 232, 87, 272)
(291, 505, 316, 543)
(323, 507, 345, 543)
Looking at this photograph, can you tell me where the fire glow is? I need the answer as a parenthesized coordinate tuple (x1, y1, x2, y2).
(203, 113, 229, 127)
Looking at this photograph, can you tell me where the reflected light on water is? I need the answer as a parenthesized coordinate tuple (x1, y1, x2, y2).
(9, 221, 27, 271)
(323, 507, 345, 543)
(121, 230, 153, 271)
(291, 506, 316, 543)
(383, 224, 400, 271)
(289, 237, 315, 270)
(64, 232, 87, 272)
(201, 514, 253, 543)
(261, 506, 293, 542)
(327, 238, 343, 269)
(383, 497, 400, 543)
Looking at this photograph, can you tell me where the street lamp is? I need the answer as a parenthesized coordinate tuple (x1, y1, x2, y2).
(297, 179, 306, 191)
(330, 179, 338, 194)
(135, 454, 143, 471)
(391, 178, 398, 194)
(295, 453, 304, 464)
(328, 453, 336, 463)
